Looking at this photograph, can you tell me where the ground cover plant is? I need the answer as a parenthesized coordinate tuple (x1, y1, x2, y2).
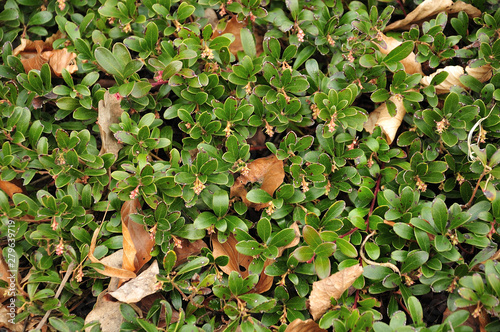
(1, 0, 500, 330)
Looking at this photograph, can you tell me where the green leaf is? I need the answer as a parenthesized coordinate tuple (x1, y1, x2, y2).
(94, 47, 124, 79)
(432, 198, 448, 234)
(212, 190, 229, 217)
(407, 296, 424, 326)
(383, 41, 414, 64)
(240, 28, 256, 58)
(314, 256, 331, 279)
(401, 251, 428, 274)
(177, 257, 210, 275)
(28, 11, 52, 26)
(269, 228, 296, 247)
(246, 189, 272, 204)
(194, 211, 217, 229)
(302, 225, 322, 249)
(177, 2, 195, 22)
(257, 218, 272, 243)
(336, 238, 357, 258)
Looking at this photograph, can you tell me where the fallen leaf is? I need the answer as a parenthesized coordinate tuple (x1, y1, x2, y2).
(13, 32, 77, 77)
(285, 319, 327, 332)
(0, 250, 15, 303)
(100, 250, 127, 291)
(121, 198, 155, 273)
(211, 233, 252, 277)
(308, 265, 363, 320)
(374, 32, 423, 75)
(211, 233, 273, 294)
(385, 0, 481, 31)
(84, 293, 124, 332)
(420, 64, 492, 94)
(109, 261, 159, 303)
(173, 239, 207, 268)
(212, 17, 263, 56)
(230, 155, 285, 210)
(98, 91, 124, 158)
(0, 305, 24, 332)
(442, 307, 489, 332)
(364, 95, 406, 144)
(89, 229, 137, 279)
(0, 180, 23, 199)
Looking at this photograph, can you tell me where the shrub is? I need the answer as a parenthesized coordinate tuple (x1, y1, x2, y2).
(1, 0, 500, 331)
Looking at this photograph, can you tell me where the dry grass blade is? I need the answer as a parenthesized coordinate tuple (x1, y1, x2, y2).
(308, 265, 363, 320)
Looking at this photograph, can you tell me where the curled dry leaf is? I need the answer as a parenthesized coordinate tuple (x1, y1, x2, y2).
(308, 264, 363, 320)
(13, 32, 77, 77)
(212, 17, 263, 56)
(84, 293, 124, 332)
(385, 0, 481, 31)
(364, 95, 406, 144)
(98, 91, 124, 158)
(121, 198, 155, 273)
(420, 64, 492, 94)
(0, 180, 23, 199)
(285, 319, 327, 332)
(375, 32, 423, 75)
(109, 261, 160, 303)
(173, 239, 207, 268)
(89, 229, 136, 279)
(230, 155, 285, 210)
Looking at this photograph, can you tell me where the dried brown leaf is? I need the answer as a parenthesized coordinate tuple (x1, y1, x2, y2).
(109, 261, 160, 303)
(0, 249, 15, 304)
(375, 32, 423, 75)
(122, 199, 154, 273)
(230, 155, 285, 210)
(385, 0, 481, 31)
(364, 95, 406, 144)
(0, 180, 23, 198)
(13, 32, 77, 77)
(285, 319, 327, 332)
(420, 64, 492, 94)
(173, 239, 207, 268)
(211, 234, 273, 294)
(211, 233, 252, 277)
(98, 91, 124, 158)
(84, 293, 124, 332)
(309, 265, 363, 320)
(89, 229, 136, 279)
(212, 17, 263, 56)
(0, 305, 24, 332)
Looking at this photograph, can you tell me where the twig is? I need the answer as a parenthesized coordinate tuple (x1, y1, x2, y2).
(464, 170, 486, 209)
(35, 262, 76, 330)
